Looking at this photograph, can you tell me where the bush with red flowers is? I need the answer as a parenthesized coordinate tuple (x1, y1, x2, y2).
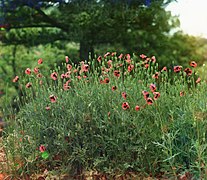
(2, 53, 207, 179)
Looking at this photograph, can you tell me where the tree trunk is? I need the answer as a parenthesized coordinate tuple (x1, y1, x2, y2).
(79, 40, 94, 61)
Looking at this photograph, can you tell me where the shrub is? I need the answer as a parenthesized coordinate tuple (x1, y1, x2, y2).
(2, 52, 207, 179)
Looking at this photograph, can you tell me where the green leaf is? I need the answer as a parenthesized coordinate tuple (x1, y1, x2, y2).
(41, 151, 49, 159)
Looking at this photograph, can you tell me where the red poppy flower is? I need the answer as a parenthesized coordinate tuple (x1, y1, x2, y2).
(180, 91, 184, 97)
(45, 106, 51, 111)
(65, 56, 69, 63)
(101, 78, 110, 84)
(140, 54, 147, 59)
(82, 64, 89, 72)
(108, 112, 111, 117)
(34, 67, 39, 74)
(184, 68, 192, 76)
(104, 52, 110, 58)
(61, 74, 66, 79)
(107, 60, 112, 68)
(122, 92, 127, 99)
(153, 92, 160, 100)
(150, 84, 156, 92)
(122, 102, 130, 110)
(135, 105, 140, 111)
(38, 58, 43, 64)
(146, 98, 153, 105)
(125, 54, 131, 63)
(125, 53, 130, 60)
(174, 66, 182, 73)
(128, 64, 134, 72)
(151, 56, 156, 63)
(112, 86, 117, 91)
(111, 52, 116, 56)
(51, 72, 58, 80)
(161, 66, 167, 72)
(108, 60, 112, 64)
(76, 76, 81, 80)
(37, 73, 43, 78)
(196, 77, 201, 84)
(113, 70, 120, 78)
(97, 56, 102, 62)
(12, 76, 19, 83)
(25, 68, 31, 75)
(63, 84, 71, 91)
(144, 58, 150, 64)
(50, 95, 57, 103)
(152, 72, 159, 79)
(26, 82, 32, 88)
(65, 72, 71, 78)
(145, 64, 149, 69)
(39, 145, 46, 152)
(142, 90, 149, 99)
(118, 53, 123, 59)
(67, 64, 72, 71)
(103, 78, 110, 84)
(190, 61, 197, 68)
(106, 68, 110, 73)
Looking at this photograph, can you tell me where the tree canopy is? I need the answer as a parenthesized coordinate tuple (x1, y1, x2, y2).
(1, 0, 177, 59)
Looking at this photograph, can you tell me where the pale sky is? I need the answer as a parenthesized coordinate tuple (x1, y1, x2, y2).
(166, 0, 207, 38)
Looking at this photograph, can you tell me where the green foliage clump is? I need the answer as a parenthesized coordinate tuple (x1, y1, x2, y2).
(2, 52, 207, 179)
